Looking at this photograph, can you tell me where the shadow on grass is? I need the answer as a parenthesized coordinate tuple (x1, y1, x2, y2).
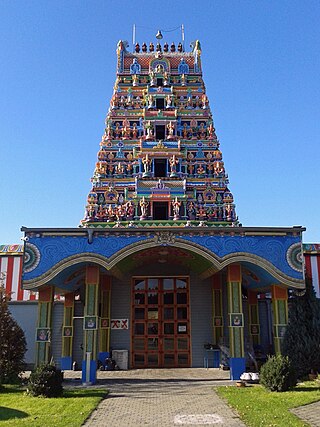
(1, 386, 25, 394)
(63, 391, 108, 399)
(293, 387, 320, 392)
(0, 407, 28, 421)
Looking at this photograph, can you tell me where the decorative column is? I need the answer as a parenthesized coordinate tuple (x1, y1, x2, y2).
(98, 275, 111, 361)
(212, 273, 223, 345)
(248, 290, 260, 347)
(227, 264, 245, 380)
(60, 292, 74, 370)
(36, 286, 54, 366)
(82, 265, 100, 384)
(271, 285, 288, 354)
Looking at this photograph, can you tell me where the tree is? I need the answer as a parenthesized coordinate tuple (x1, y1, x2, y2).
(282, 277, 320, 379)
(0, 273, 27, 383)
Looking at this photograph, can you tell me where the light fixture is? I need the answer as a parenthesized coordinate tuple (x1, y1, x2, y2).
(156, 30, 163, 40)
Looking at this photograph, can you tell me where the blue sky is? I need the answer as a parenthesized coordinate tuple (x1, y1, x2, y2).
(1, 0, 319, 244)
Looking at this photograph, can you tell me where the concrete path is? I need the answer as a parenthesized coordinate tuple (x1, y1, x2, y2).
(291, 401, 320, 427)
(64, 369, 246, 426)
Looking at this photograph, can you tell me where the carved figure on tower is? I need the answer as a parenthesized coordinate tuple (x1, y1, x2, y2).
(169, 154, 179, 177)
(172, 198, 181, 220)
(142, 154, 152, 177)
(139, 197, 149, 220)
(167, 121, 175, 140)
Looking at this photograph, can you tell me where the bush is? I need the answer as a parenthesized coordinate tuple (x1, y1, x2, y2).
(282, 278, 320, 379)
(0, 282, 27, 384)
(27, 364, 63, 397)
(260, 354, 297, 392)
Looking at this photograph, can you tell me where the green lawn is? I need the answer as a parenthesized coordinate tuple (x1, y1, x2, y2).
(0, 386, 106, 426)
(216, 381, 320, 427)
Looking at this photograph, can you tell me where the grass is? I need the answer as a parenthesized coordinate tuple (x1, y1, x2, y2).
(0, 385, 107, 426)
(216, 381, 320, 427)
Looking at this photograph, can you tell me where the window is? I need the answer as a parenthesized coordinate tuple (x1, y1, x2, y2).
(157, 78, 163, 87)
(154, 159, 167, 177)
(153, 202, 168, 220)
(156, 98, 165, 109)
(155, 125, 165, 140)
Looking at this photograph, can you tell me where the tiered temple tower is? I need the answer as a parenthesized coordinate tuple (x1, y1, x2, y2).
(81, 39, 237, 228)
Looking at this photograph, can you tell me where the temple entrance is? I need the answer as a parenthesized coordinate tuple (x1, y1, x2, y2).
(131, 277, 190, 368)
(153, 202, 168, 220)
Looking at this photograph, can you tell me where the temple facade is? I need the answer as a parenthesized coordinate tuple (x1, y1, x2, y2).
(21, 38, 305, 381)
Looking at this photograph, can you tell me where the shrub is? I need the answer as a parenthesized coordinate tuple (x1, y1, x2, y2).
(27, 364, 63, 397)
(0, 280, 27, 384)
(260, 354, 297, 392)
(282, 277, 320, 379)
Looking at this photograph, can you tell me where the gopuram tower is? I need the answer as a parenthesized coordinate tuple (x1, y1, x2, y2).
(81, 39, 237, 228)
(22, 35, 305, 382)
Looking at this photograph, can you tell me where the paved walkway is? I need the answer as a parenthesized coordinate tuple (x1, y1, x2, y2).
(64, 369, 245, 426)
(291, 401, 320, 427)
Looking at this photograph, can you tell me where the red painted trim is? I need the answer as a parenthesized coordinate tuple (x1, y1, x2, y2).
(17, 257, 24, 301)
(5, 257, 14, 298)
(305, 254, 312, 279)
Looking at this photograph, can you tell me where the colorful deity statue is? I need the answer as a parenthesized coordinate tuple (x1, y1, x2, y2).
(197, 205, 207, 220)
(110, 94, 118, 109)
(115, 122, 121, 139)
(106, 124, 113, 140)
(167, 121, 175, 139)
(166, 94, 172, 108)
(134, 96, 141, 109)
(169, 154, 179, 177)
(116, 162, 125, 175)
(199, 122, 206, 138)
(207, 123, 214, 140)
(107, 204, 115, 221)
(132, 123, 138, 139)
(122, 124, 130, 140)
(225, 204, 234, 221)
(95, 161, 107, 175)
(202, 94, 208, 109)
(96, 205, 105, 221)
(187, 201, 197, 220)
(139, 197, 149, 220)
(147, 94, 154, 109)
(132, 74, 139, 86)
(145, 121, 154, 140)
(115, 204, 125, 220)
(142, 154, 152, 177)
(196, 164, 206, 177)
(187, 162, 194, 176)
(125, 201, 135, 220)
(172, 197, 181, 220)
(86, 204, 96, 219)
(149, 70, 155, 86)
(108, 163, 114, 175)
(163, 71, 169, 86)
(183, 123, 189, 139)
(213, 161, 225, 176)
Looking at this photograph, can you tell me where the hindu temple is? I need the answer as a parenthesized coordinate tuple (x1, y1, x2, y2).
(21, 36, 305, 382)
